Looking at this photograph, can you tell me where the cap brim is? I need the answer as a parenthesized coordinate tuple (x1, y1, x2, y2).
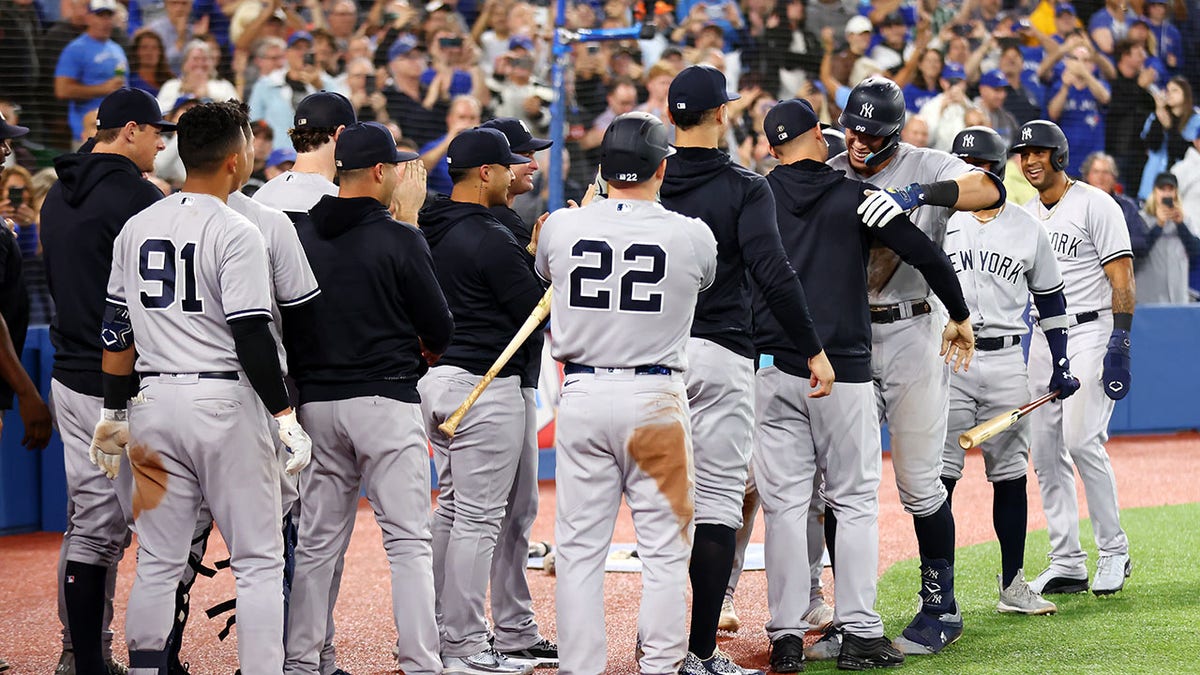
(725, 92, 742, 102)
(0, 123, 31, 140)
(152, 120, 178, 131)
(506, 152, 533, 165)
(396, 150, 421, 163)
(511, 137, 553, 153)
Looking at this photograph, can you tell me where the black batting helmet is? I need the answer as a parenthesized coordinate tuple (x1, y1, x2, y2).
(1010, 120, 1069, 173)
(839, 77, 906, 167)
(952, 126, 1008, 180)
(822, 127, 847, 157)
(600, 111, 676, 183)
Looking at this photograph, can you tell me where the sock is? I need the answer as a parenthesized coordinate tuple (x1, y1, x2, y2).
(912, 499, 956, 566)
(687, 524, 736, 658)
(941, 477, 957, 509)
(824, 508, 838, 572)
(992, 477, 1028, 588)
(64, 560, 109, 675)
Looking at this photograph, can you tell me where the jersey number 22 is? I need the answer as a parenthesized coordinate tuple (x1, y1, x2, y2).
(568, 239, 665, 312)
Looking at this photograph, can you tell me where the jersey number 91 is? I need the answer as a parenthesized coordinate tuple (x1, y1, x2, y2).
(139, 238, 205, 313)
(568, 239, 666, 313)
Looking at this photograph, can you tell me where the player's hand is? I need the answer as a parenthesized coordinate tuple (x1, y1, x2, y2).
(1049, 356, 1081, 400)
(527, 211, 549, 255)
(276, 410, 313, 475)
(806, 350, 835, 398)
(940, 319, 974, 373)
(89, 409, 129, 480)
(419, 338, 442, 366)
(580, 182, 599, 206)
(17, 390, 52, 450)
(859, 185, 923, 228)
(1101, 329, 1131, 400)
(392, 159, 427, 224)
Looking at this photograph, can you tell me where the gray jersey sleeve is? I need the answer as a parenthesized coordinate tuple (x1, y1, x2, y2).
(1027, 220, 1065, 295)
(107, 229, 129, 307)
(220, 221, 275, 323)
(534, 212, 558, 284)
(267, 215, 320, 307)
(1089, 190, 1135, 266)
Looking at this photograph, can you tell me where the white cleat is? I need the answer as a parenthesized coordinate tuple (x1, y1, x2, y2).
(997, 571, 1057, 615)
(803, 601, 835, 632)
(718, 597, 741, 632)
(1093, 553, 1132, 596)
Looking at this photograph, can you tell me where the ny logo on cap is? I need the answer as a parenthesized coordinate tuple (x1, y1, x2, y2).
(1022, 126, 1033, 140)
(519, 120, 531, 133)
(860, 103, 874, 118)
(962, 134, 974, 147)
(676, 102, 686, 109)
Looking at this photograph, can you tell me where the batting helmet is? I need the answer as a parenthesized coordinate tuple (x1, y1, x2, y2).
(1010, 120, 1069, 173)
(600, 111, 676, 183)
(951, 126, 1008, 180)
(822, 127, 847, 157)
(839, 76, 905, 167)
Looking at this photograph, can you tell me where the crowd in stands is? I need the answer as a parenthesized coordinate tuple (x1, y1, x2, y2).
(1, 0, 1199, 311)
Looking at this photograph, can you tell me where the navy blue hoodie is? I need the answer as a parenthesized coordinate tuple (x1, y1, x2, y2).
(757, 159, 970, 382)
(491, 205, 547, 389)
(289, 195, 454, 404)
(41, 151, 163, 396)
(421, 196, 544, 378)
(660, 146, 822, 360)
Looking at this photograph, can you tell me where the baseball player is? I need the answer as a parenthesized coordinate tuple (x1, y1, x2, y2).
(659, 64, 833, 675)
(40, 87, 171, 675)
(535, 110, 717, 675)
(283, 121, 452, 675)
(251, 90, 357, 675)
(756, 98, 975, 673)
(940, 126, 1080, 615)
(1011, 120, 1136, 596)
(823, 75, 1004, 658)
(91, 100, 313, 674)
(478, 117, 560, 666)
(418, 127, 543, 675)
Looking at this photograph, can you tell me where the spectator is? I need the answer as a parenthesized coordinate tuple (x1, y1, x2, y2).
(40, 0, 104, 148)
(311, 28, 345, 85)
(997, 41, 1043, 124)
(1171, 134, 1200, 292)
(230, 0, 306, 51)
(828, 15, 881, 89)
(1107, 38, 1158, 191)
(249, 31, 342, 149)
(1143, 0, 1182, 74)
(1126, 18, 1168, 85)
(1136, 172, 1200, 303)
(155, 39, 238, 112)
(918, 62, 973, 151)
(637, 60, 680, 134)
(974, 68, 1019, 144)
(1139, 75, 1200, 199)
(740, 0, 822, 100)
(896, 43, 943, 114)
(127, 0, 166, 33)
(243, 34, 286, 96)
(471, 0, 517, 73)
(423, 30, 489, 105)
(145, 0, 196, 73)
(487, 52, 553, 132)
(1045, 41, 1110, 175)
(1081, 151, 1154, 261)
(418, 94, 482, 195)
(869, 12, 913, 75)
(674, 0, 743, 52)
(578, 77, 639, 153)
(128, 28, 174, 96)
(54, 0, 129, 142)
(1087, 0, 1136, 57)
(382, 36, 447, 147)
(806, 0, 856, 39)
(151, 93, 205, 186)
(0, 0, 45, 112)
(901, 114, 930, 147)
(263, 146, 296, 180)
(344, 57, 390, 123)
(1, 166, 38, 255)
(325, 0, 358, 50)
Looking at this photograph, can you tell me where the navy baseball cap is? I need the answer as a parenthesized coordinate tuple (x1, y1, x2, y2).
(508, 35, 534, 51)
(979, 69, 1007, 89)
(446, 127, 531, 168)
(668, 65, 740, 113)
(0, 112, 29, 140)
(942, 63, 966, 82)
(288, 31, 313, 48)
(266, 147, 297, 168)
(388, 34, 419, 60)
(1154, 172, 1178, 188)
(763, 98, 819, 147)
(97, 88, 177, 131)
(294, 91, 357, 129)
(335, 122, 419, 170)
(1055, 3, 1076, 15)
(481, 118, 552, 153)
(880, 11, 905, 26)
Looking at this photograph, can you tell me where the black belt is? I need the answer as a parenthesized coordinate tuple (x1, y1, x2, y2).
(975, 335, 1022, 351)
(870, 300, 932, 324)
(1072, 311, 1099, 326)
(563, 363, 674, 376)
(141, 371, 240, 380)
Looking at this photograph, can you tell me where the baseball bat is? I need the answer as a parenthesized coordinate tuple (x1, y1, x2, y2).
(438, 286, 553, 438)
(958, 391, 1060, 450)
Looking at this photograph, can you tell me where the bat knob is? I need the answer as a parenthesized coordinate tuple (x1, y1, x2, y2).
(438, 421, 457, 438)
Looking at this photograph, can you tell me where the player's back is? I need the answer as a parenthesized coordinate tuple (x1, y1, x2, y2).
(536, 199, 716, 372)
(109, 193, 273, 375)
(829, 143, 975, 304)
(252, 170, 337, 214)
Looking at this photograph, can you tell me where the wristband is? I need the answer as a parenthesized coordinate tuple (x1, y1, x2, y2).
(1113, 312, 1133, 331)
(916, 180, 960, 208)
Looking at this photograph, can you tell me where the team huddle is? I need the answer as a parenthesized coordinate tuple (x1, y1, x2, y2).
(40, 65, 1135, 675)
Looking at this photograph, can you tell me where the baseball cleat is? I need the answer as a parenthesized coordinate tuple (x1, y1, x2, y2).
(680, 649, 764, 675)
(0, 657, 8, 673)
(803, 625, 842, 661)
(443, 648, 534, 674)
(718, 597, 741, 632)
(1029, 567, 1089, 595)
(500, 636, 559, 667)
(768, 634, 805, 673)
(802, 601, 835, 633)
(997, 572, 1057, 615)
(893, 607, 964, 655)
(1092, 554, 1132, 596)
(838, 633, 904, 671)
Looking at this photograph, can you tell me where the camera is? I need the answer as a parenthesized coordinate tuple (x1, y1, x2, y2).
(952, 23, 973, 37)
(7, 186, 22, 209)
(1163, 196, 1175, 208)
(587, 44, 600, 54)
(304, 52, 316, 66)
(439, 36, 464, 49)
(364, 74, 376, 92)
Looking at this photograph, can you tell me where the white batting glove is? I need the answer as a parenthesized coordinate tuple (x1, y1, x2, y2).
(857, 189, 905, 228)
(276, 411, 312, 475)
(89, 409, 129, 480)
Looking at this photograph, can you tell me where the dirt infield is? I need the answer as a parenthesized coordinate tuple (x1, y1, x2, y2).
(1, 432, 1196, 673)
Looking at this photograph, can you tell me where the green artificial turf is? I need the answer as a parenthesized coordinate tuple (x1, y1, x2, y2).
(803, 503, 1200, 674)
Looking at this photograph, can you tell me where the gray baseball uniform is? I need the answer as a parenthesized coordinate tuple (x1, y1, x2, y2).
(1024, 181, 1132, 578)
(941, 203, 1063, 483)
(535, 198, 717, 675)
(108, 193, 285, 674)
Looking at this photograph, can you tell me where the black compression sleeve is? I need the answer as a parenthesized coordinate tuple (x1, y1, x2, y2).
(874, 215, 971, 322)
(102, 372, 134, 410)
(230, 317, 290, 415)
(917, 180, 960, 208)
